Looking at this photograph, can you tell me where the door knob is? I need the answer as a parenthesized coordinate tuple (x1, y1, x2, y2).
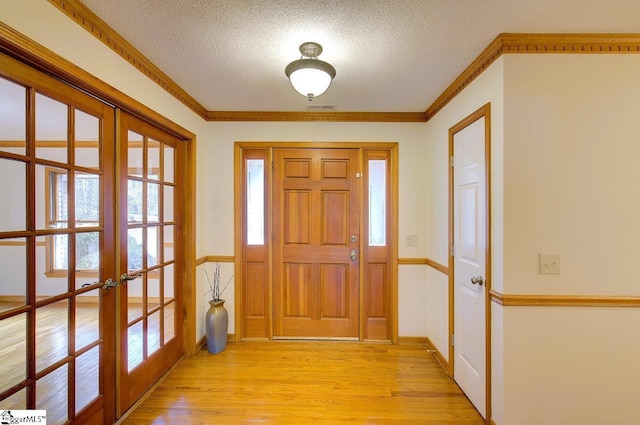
(120, 272, 142, 284)
(350, 249, 358, 262)
(103, 278, 118, 290)
(470, 275, 484, 286)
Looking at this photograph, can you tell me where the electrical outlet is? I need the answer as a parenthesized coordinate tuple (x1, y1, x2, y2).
(539, 253, 561, 274)
(405, 234, 418, 247)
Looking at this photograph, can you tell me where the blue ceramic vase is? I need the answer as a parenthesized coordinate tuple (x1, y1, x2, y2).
(205, 300, 228, 354)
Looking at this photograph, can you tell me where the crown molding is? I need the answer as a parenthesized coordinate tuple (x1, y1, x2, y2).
(206, 110, 427, 122)
(43, 3, 640, 123)
(0, 22, 194, 139)
(48, 0, 208, 119)
(425, 33, 640, 121)
(500, 32, 640, 53)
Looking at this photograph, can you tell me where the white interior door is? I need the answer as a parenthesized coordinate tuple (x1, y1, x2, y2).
(453, 116, 486, 418)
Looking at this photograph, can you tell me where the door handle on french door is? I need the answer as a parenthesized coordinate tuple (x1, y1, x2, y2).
(350, 249, 358, 262)
(120, 272, 142, 284)
(103, 278, 118, 290)
(470, 275, 484, 286)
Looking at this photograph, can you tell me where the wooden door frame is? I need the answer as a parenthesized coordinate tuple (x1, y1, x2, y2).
(234, 141, 398, 343)
(448, 103, 492, 424)
(0, 24, 198, 421)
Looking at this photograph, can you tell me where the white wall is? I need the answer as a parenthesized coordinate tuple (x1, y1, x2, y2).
(499, 54, 640, 425)
(422, 57, 505, 420)
(196, 121, 430, 340)
(424, 51, 640, 425)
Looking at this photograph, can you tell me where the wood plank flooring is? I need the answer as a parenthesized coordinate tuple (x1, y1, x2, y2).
(120, 342, 484, 425)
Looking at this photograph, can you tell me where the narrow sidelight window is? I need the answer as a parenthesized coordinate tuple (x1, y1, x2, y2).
(368, 159, 386, 246)
(247, 159, 265, 245)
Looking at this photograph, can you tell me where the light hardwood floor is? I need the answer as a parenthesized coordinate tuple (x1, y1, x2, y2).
(120, 341, 484, 425)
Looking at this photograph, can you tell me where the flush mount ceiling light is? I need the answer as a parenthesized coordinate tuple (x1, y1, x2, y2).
(285, 42, 336, 101)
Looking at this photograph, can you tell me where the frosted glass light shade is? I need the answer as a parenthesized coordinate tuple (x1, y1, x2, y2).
(288, 67, 332, 97)
(285, 57, 336, 99)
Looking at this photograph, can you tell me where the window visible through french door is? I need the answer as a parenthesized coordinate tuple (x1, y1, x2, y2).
(0, 51, 117, 424)
(0, 51, 186, 424)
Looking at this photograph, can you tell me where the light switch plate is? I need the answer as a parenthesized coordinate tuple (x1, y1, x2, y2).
(539, 253, 561, 274)
(405, 234, 418, 247)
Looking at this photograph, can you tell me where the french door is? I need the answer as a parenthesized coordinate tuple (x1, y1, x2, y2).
(116, 112, 183, 415)
(0, 52, 116, 424)
(0, 53, 184, 423)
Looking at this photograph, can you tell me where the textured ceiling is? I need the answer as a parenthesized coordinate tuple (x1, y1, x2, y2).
(78, 0, 640, 112)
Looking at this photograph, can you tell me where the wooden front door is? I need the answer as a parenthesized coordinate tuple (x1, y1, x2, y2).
(116, 112, 183, 415)
(272, 148, 360, 338)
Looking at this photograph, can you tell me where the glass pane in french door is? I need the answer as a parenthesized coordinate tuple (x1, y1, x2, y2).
(0, 52, 116, 424)
(118, 112, 182, 415)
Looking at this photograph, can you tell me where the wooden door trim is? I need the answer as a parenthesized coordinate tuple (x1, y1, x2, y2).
(448, 103, 491, 424)
(235, 142, 398, 343)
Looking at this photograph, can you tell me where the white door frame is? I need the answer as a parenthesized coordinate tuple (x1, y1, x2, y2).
(449, 103, 492, 423)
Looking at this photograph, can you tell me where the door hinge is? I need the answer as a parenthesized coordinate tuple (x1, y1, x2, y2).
(271, 232, 274, 243)
(450, 156, 454, 167)
(451, 334, 455, 347)
(450, 245, 454, 257)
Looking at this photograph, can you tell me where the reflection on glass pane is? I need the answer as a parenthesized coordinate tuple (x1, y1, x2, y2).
(128, 131, 143, 177)
(147, 182, 159, 223)
(37, 364, 68, 425)
(163, 185, 174, 222)
(0, 158, 26, 232)
(2, 388, 27, 410)
(0, 238, 27, 313)
(36, 235, 68, 299)
(164, 145, 174, 183)
(76, 346, 100, 413)
(128, 179, 143, 223)
(127, 228, 143, 271)
(128, 321, 143, 372)
(163, 225, 174, 263)
(76, 232, 99, 273)
(369, 160, 386, 246)
(147, 227, 158, 268)
(76, 172, 100, 225)
(148, 139, 160, 180)
(148, 311, 161, 355)
(0, 77, 26, 156)
(75, 109, 100, 169)
(127, 273, 143, 322)
(37, 165, 68, 231)
(163, 264, 174, 303)
(53, 234, 69, 271)
(164, 302, 175, 343)
(76, 289, 99, 349)
(247, 159, 264, 245)
(35, 93, 68, 163)
(36, 300, 68, 373)
(0, 313, 26, 393)
(148, 275, 160, 312)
